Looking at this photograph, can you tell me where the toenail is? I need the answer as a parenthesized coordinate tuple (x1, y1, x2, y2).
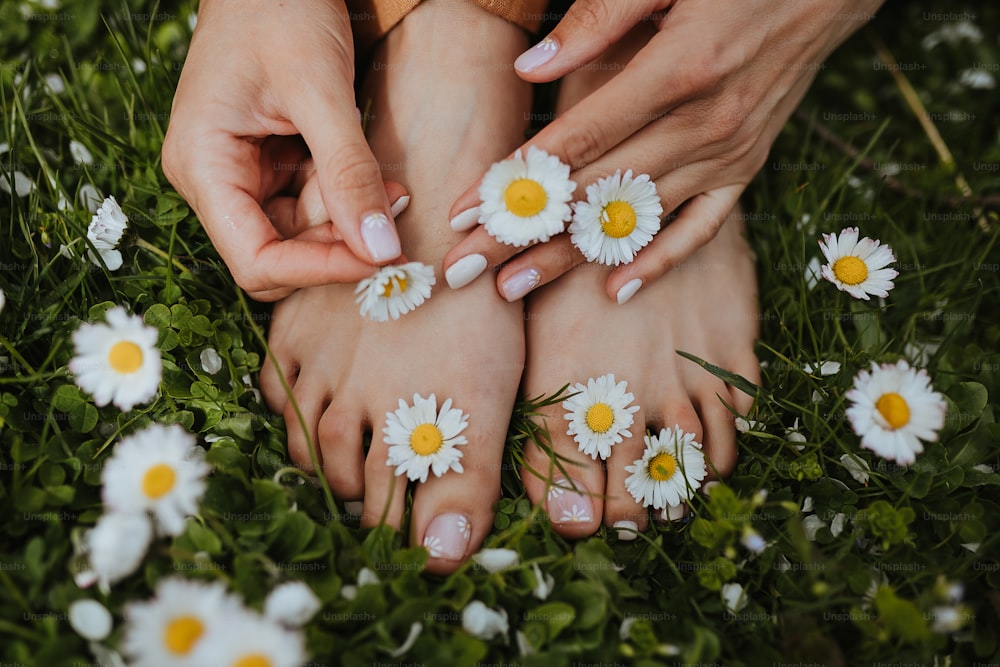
(390, 195, 410, 218)
(360, 212, 401, 262)
(514, 36, 559, 74)
(661, 504, 687, 522)
(616, 278, 643, 305)
(501, 267, 541, 301)
(546, 478, 594, 525)
(343, 501, 364, 517)
(449, 206, 481, 232)
(422, 513, 472, 561)
(445, 254, 488, 289)
(612, 520, 639, 541)
(703, 480, 721, 495)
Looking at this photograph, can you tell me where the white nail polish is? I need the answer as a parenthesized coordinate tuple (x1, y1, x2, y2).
(390, 195, 410, 218)
(616, 278, 643, 305)
(664, 504, 687, 522)
(449, 206, 481, 232)
(612, 520, 639, 541)
(445, 254, 488, 289)
(703, 481, 720, 495)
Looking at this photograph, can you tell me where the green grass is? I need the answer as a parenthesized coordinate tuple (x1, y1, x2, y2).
(1, 1, 999, 665)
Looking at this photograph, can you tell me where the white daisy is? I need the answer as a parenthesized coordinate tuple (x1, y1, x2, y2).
(264, 581, 321, 628)
(818, 227, 898, 300)
(122, 577, 242, 667)
(569, 169, 662, 265)
(85, 511, 153, 594)
(210, 613, 306, 667)
(562, 374, 639, 460)
(86, 195, 129, 270)
(624, 425, 707, 510)
(102, 423, 211, 536)
(355, 262, 435, 322)
(845, 360, 946, 465)
(384, 393, 469, 482)
(69, 306, 161, 411)
(478, 146, 575, 246)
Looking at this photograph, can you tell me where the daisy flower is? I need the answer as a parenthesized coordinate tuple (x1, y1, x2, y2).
(102, 423, 211, 536)
(85, 511, 153, 593)
(478, 146, 575, 246)
(122, 577, 243, 667)
(562, 374, 639, 460)
(624, 425, 707, 510)
(845, 360, 946, 465)
(355, 262, 435, 322)
(69, 306, 161, 411)
(208, 613, 306, 667)
(818, 227, 898, 300)
(86, 195, 129, 270)
(384, 393, 469, 482)
(569, 169, 662, 265)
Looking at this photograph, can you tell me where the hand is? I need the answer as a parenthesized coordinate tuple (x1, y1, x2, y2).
(162, 0, 405, 301)
(443, 0, 883, 303)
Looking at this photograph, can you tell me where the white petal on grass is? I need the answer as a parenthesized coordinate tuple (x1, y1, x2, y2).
(840, 453, 871, 484)
(472, 548, 520, 573)
(70, 140, 93, 165)
(388, 622, 422, 658)
(802, 515, 825, 541)
(0, 171, 34, 197)
(69, 599, 113, 641)
(86, 511, 153, 594)
(264, 581, 321, 627)
(530, 563, 555, 600)
(462, 600, 509, 640)
(959, 68, 995, 90)
(721, 583, 748, 615)
(804, 360, 841, 376)
(78, 184, 103, 212)
(200, 347, 223, 374)
(0, 288, 5, 315)
(740, 528, 767, 554)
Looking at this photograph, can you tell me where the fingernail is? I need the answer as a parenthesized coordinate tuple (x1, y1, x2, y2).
(515, 36, 559, 73)
(547, 478, 593, 525)
(422, 513, 471, 561)
(390, 195, 410, 218)
(616, 278, 643, 305)
(360, 212, 401, 262)
(662, 504, 687, 522)
(612, 520, 639, 541)
(445, 254, 488, 289)
(501, 267, 541, 301)
(449, 206, 481, 232)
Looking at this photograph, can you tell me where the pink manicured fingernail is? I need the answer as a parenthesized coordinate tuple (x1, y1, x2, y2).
(501, 268, 541, 301)
(390, 195, 410, 218)
(449, 206, 481, 232)
(360, 212, 401, 262)
(616, 278, 643, 305)
(422, 513, 471, 561)
(445, 254, 488, 289)
(515, 36, 559, 73)
(546, 478, 593, 525)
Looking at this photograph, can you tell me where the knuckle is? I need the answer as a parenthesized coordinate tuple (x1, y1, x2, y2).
(562, 122, 607, 170)
(567, 0, 606, 33)
(321, 145, 382, 196)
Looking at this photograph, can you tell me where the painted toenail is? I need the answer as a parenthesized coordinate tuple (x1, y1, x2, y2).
(703, 480, 721, 495)
(445, 254, 488, 289)
(661, 504, 687, 522)
(343, 501, 364, 517)
(514, 36, 559, 73)
(449, 206, 481, 232)
(546, 478, 593, 525)
(422, 513, 471, 561)
(501, 267, 541, 301)
(616, 278, 643, 305)
(390, 195, 410, 218)
(612, 520, 639, 541)
(360, 212, 401, 262)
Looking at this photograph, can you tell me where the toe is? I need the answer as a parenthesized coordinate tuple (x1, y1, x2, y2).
(260, 352, 298, 415)
(602, 407, 649, 540)
(361, 412, 407, 531)
(317, 402, 366, 500)
(282, 378, 329, 475)
(695, 387, 739, 480)
(522, 406, 604, 538)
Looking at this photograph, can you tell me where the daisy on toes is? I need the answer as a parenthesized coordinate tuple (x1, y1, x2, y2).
(384, 393, 470, 483)
(562, 373, 639, 460)
(624, 425, 708, 511)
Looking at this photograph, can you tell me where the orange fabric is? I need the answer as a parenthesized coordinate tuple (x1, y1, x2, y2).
(347, 0, 547, 53)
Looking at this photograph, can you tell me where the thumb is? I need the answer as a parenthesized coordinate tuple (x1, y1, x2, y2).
(293, 86, 401, 265)
(513, 0, 669, 81)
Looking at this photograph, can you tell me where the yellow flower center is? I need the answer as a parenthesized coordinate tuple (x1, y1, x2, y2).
(648, 452, 677, 482)
(875, 392, 910, 430)
(832, 256, 869, 285)
(381, 276, 408, 298)
(164, 616, 204, 655)
(142, 463, 177, 499)
(233, 655, 271, 667)
(410, 423, 444, 456)
(601, 200, 637, 238)
(585, 403, 615, 434)
(107, 341, 143, 374)
(504, 178, 548, 218)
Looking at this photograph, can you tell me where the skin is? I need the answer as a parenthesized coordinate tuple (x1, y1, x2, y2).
(443, 0, 886, 303)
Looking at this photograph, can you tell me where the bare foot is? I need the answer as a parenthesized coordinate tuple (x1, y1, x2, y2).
(520, 28, 761, 538)
(260, 0, 530, 573)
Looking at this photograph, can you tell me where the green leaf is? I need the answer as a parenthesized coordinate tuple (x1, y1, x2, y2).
(144, 303, 172, 329)
(51, 384, 84, 412)
(874, 587, 928, 643)
(528, 602, 575, 639)
(68, 402, 98, 433)
(183, 520, 224, 556)
(214, 413, 254, 441)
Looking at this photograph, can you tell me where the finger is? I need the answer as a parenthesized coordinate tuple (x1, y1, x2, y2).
(287, 76, 403, 265)
(294, 176, 410, 234)
(607, 184, 744, 303)
(440, 226, 519, 290)
(493, 234, 584, 302)
(513, 0, 668, 81)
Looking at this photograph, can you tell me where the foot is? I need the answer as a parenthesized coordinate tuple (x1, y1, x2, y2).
(260, 0, 530, 574)
(520, 30, 761, 539)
